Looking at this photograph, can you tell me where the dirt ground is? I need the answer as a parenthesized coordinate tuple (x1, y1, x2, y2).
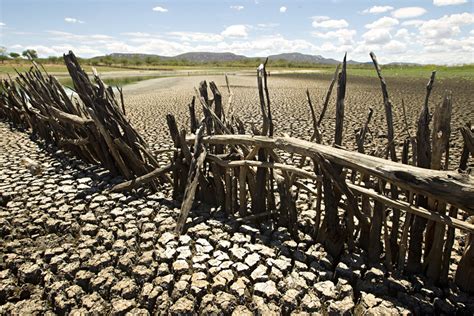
(1, 73, 473, 314)
(123, 72, 473, 168)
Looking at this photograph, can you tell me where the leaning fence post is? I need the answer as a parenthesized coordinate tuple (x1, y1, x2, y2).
(370, 51, 401, 265)
(175, 123, 207, 234)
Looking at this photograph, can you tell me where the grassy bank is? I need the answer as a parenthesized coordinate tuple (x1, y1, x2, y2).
(1, 60, 472, 80)
(58, 75, 165, 88)
(336, 64, 474, 80)
(271, 64, 474, 80)
(0, 75, 165, 93)
(0, 63, 124, 75)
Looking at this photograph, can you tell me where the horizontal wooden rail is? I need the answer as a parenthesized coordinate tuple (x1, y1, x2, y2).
(206, 151, 473, 233)
(186, 134, 474, 214)
(347, 183, 474, 234)
(206, 154, 322, 182)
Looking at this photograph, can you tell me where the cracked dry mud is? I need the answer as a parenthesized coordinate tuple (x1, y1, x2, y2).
(1, 74, 473, 315)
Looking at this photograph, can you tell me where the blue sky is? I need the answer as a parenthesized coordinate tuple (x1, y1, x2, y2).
(0, 0, 473, 64)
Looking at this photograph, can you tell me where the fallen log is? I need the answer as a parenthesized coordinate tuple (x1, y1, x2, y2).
(109, 164, 174, 192)
(185, 134, 474, 213)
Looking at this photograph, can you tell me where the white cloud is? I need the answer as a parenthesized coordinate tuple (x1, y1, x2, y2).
(419, 12, 474, 39)
(422, 37, 473, 54)
(93, 33, 318, 58)
(280, 6, 287, 13)
(214, 35, 318, 56)
(47, 31, 114, 42)
(256, 23, 279, 29)
(395, 28, 410, 39)
(362, 28, 392, 44)
(312, 16, 349, 29)
(152, 6, 168, 12)
(11, 25, 473, 65)
(230, 5, 244, 11)
(0, 22, 5, 27)
(401, 19, 425, 27)
(130, 34, 319, 57)
(312, 16, 329, 22)
(319, 42, 353, 54)
(365, 17, 399, 29)
(392, 7, 427, 19)
(64, 17, 84, 24)
(27, 44, 102, 57)
(433, 0, 468, 6)
(221, 25, 248, 38)
(121, 32, 152, 38)
(167, 31, 223, 42)
(384, 40, 407, 53)
(122, 31, 224, 43)
(392, 30, 414, 47)
(362, 6, 394, 14)
(312, 28, 356, 44)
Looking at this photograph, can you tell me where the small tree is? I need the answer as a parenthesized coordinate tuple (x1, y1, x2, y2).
(9, 52, 20, 59)
(121, 58, 129, 66)
(22, 49, 38, 60)
(101, 56, 113, 66)
(47, 56, 60, 64)
(145, 56, 154, 65)
(0, 46, 7, 64)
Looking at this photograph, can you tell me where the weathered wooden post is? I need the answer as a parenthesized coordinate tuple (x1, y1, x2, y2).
(455, 216, 474, 293)
(407, 71, 436, 274)
(424, 92, 452, 282)
(318, 53, 348, 257)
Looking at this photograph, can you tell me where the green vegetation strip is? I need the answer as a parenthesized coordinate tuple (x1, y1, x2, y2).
(58, 75, 164, 87)
(273, 64, 474, 80)
(1, 59, 472, 80)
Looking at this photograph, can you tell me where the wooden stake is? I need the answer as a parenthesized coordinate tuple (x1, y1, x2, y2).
(175, 123, 207, 234)
(407, 71, 436, 274)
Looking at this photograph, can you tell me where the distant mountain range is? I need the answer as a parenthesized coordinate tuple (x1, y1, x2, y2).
(106, 52, 249, 62)
(267, 52, 340, 64)
(102, 52, 418, 66)
(104, 52, 351, 64)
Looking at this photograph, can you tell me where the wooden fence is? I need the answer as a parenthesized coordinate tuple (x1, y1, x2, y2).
(0, 52, 167, 190)
(0, 52, 473, 293)
(164, 54, 474, 293)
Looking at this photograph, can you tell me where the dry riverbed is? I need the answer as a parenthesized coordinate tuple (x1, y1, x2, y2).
(0, 73, 473, 314)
